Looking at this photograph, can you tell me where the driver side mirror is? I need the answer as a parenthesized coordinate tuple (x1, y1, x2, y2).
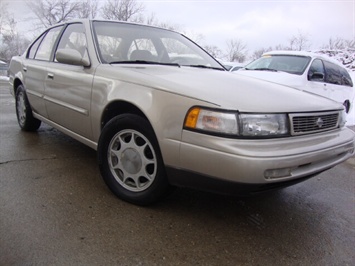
(56, 48, 90, 67)
(309, 72, 324, 81)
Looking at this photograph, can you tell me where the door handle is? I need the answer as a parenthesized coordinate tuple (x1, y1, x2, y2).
(47, 73, 54, 79)
(23, 66, 27, 72)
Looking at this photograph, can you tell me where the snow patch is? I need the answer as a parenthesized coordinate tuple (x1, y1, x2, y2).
(314, 48, 355, 71)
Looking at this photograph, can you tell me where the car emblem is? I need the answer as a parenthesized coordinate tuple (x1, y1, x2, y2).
(315, 117, 324, 128)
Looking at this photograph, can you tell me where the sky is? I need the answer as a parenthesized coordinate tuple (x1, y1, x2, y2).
(4, 0, 355, 54)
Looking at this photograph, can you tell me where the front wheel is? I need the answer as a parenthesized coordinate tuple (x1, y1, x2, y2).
(98, 114, 171, 205)
(15, 85, 41, 131)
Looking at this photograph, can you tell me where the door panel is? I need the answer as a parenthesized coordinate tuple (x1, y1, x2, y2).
(23, 60, 48, 117)
(306, 59, 331, 100)
(44, 63, 93, 139)
(43, 23, 93, 139)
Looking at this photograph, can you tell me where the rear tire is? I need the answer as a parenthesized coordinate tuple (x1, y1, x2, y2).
(15, 85, 41, 131)
(98, 114, 171, 206)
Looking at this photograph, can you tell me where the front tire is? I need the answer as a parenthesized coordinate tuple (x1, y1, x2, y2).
(98, 114, 171, 205)
(15, 85, 41, 131)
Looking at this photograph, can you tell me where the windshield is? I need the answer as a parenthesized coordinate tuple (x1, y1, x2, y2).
(92, 21, 223, 69)
(245, 55, 311, 75)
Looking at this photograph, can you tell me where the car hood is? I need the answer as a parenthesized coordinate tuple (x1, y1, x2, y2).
(103, 65, 341, 113)
(236, 69, 304, 89)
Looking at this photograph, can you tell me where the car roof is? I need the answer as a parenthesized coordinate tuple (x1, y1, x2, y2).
(48, 18, 178, 35)
(263, 50, 343, 67)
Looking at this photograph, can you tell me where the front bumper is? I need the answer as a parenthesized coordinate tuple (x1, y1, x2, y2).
(170, 127, 355, 188)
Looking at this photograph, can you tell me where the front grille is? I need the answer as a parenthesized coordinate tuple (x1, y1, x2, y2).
(290, 111, 339, 135)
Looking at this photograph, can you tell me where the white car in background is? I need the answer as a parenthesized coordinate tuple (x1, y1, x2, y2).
(237, 51, 354, 113)
(223, 62, 244, 72)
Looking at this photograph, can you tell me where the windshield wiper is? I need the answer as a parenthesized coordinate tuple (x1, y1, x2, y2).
(186, 64, 225, 71)
(244, 67, 278, 72)
(110, 60, 180, 67)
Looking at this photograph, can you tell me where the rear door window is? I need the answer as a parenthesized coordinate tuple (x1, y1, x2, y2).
(339, 66, 353, 87)
(323, 61, 342, 85)
(34, 26, 62, 61)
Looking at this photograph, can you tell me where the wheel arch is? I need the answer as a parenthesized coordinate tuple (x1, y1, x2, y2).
(13, 77, 23, 95)
(99, 100, 165, 163)
(101, 100, 151, 130)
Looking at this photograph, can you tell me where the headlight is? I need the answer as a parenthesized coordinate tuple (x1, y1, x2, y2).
(239, 114, 289, 136)
(184, 107, 289, 137)
(184, 107, 239, 135)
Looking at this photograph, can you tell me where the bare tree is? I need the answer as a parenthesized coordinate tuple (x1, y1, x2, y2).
(344, 39, 355, 49)
(77, 0, 99, 19)
(0, 0, 7, 35)
(137, 12, 180, 31)
(322, 37, 355, 50)
(322, 37, 342, 50)
(204, 45, 222, 59)
(287, 30, 311, 51)
(273, 44, 288, 51)
(101, 0, 144, 21)
(0, 15, 30, 61)
(1, 1, 30, 61)
(224, 39, 248, 62)
(144, 12, 158, 26)
(251, 47, 273, 60)
(27, 0, 81, 29)
(183, 30, 204, 44)
(158, 21, 181, 31)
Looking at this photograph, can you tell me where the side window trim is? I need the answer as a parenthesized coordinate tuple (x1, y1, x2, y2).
(48, 25, 67, 62)
(26, 32, 47, 59)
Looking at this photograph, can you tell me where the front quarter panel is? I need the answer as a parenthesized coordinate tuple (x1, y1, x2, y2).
(90, 67, 216, 167)
(8, 56, 24, 96)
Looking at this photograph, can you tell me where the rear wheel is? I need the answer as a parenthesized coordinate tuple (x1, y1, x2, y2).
(98, 114, 171, 205)
(15, 85, 41, 131)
